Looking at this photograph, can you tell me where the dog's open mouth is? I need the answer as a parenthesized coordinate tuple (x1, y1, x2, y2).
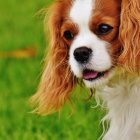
(83, 69, 110, 81)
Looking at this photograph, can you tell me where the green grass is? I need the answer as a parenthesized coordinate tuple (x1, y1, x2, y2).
(0, 1, 104, 140)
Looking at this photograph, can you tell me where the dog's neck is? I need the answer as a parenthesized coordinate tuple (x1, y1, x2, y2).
(99, 72, 140, 140)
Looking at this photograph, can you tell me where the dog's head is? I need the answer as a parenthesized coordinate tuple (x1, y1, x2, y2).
(32, 0, 140, 115)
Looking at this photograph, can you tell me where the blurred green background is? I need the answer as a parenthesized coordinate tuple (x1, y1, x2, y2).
(0, 0, 104, 140)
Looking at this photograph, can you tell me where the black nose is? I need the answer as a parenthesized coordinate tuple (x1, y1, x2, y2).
(74, 47, 92, 63)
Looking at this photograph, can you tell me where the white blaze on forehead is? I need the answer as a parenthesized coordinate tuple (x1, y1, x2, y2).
(70, 0, 94, 27)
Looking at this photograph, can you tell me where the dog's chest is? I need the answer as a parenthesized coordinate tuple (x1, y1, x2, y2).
(100, 76, 140, 140)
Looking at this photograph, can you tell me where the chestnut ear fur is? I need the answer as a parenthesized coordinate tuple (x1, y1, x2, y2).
(31, 2, 76, 115)
(119, 0, 140, 74)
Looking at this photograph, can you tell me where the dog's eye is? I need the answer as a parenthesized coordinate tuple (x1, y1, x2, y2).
(96, 24, 113, 35)
(63, 31, 74, 40)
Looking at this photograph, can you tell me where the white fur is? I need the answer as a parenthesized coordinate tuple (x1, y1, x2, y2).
(69, 0, 112, 88)
(68, 0, 140, 140)
(100, 73, 140, 140)
(70, 0, 93, 28)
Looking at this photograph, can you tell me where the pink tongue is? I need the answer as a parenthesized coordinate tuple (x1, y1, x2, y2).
(83, 72, 98, 80)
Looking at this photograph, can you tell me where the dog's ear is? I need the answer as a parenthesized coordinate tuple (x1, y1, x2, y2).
(31, 3, 76, 115)
(119, 0, 140, 74)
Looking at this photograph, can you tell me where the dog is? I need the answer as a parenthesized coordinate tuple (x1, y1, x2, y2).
(32, 0, 140, 139)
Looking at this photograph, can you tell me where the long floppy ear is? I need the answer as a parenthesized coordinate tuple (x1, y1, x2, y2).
(31, 2, 76, 115)
(119, 0, 140, 74)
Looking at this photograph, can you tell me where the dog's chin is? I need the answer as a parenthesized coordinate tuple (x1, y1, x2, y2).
(82, 68, 115, 88)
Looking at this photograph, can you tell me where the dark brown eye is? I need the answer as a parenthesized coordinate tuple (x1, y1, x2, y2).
(63, 31, 74, 40)
(96, 24, 113, 35)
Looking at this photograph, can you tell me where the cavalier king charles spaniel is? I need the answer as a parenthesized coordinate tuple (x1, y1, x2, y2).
(32, 0, 140, 139)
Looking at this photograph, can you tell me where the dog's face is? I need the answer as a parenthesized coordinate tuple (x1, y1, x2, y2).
(61, 0, 121, 88)
(32, 0, 140, 115)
